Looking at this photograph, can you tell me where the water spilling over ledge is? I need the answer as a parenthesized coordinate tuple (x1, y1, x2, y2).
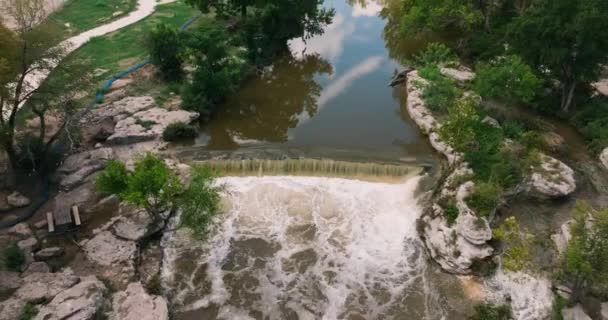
(194, 158, 427, 183)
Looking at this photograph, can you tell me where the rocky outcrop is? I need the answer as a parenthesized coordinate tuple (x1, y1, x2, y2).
(81, 231, 137, 287)
(112, 203, 157, 241)
(601, 147, 608, 170)
(34, 247, 65, 261)
(0, 298, 25, 320)
(111, 282, 169, 320)
(551, 219, 575, 254)
(7, 191, 30, 208)
(22, 262, 50, 276)
(486, 271, 553, 320)
(0, 270, 22, 294)
(440, 67, 475, 82)
(35, 276, 106, 320)
(57, 148, 114, 191)
(528, 153, 576, 198)
(107, 107, 199, 145)
(15, 268, 79, 303)
(561, 304, 592, 320)
(542, 132, 565, 153)
(406, 71, 493, 274)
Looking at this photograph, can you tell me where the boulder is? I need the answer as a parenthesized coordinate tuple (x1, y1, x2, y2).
(35, 276, 106, 320)
(17, 236, 40, 252)
(112, 203, 155, 241)
(482, 116, 500, 128)
(54, 182, 96, 224)
(555, 285, 572, 300)
(562, 304, 592, 320)
(34, 247, 64, 261)
(58, 148, 114, 191)
(16, 269, 79, 303)
(601, 302, 608, 320)
(85, 96, 156, 123)
(8, 223, 33, 238)
(107, 107, 199, 145)
(0, 270, 22, 294)
(0, 298, 25, 320)
(601, 147, 608, 171)
(82, 231, 137, 267)
(528, 154, 576, 198)
(440, 67, 475, 82)
(542, 132, 566, 152)
(111, 282, 168, 320)
(551, 220, 575, 254)
(7, 191, 30, 208)
(22, 261, 50, 276)
(592, 79, 608, 96)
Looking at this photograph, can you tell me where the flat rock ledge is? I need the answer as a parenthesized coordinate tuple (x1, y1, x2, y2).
(528, 153, 576, 199)
(111, 282, 169, 320)
(57, 148, 114, 191)
(35, 276, 106, 320)
(406, 71, 493, 274)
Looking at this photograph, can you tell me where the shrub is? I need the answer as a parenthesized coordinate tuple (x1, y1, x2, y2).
(177, 166, 222, 240)
(474, 55, 542, 104)
(413, 43, 457, 68)
(162, 122, 197, 142)
(552, 295, 568, 320)
(502, 121, 525, 140)
(469, 304, 511, 320)
(493, 216, 533, 272)
(443, 202, 459, 225)
(96, 160, 129, 196)
(466, 182, 501, 217)
(145, 23, 184, 82)
(3, 244, 25, 271)
(418, 65, 460, 114)
(18, 303, 38, 320)
(145, 274, 162, 296)
(571, 98, 608, 153)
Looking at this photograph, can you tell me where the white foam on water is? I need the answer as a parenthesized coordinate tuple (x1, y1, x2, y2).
(163, 175, 441, 319)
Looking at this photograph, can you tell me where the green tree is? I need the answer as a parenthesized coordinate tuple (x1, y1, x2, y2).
(398, 0, 483, 36)
(177, 166, 222, 239)
(145, 23, 185, 82)
(493, 216, 533, 272)
(96, 154, 182, 222)
(474, 55, 542, 104)
(556, 202, 608, 303)
(508, 0, 608, 112)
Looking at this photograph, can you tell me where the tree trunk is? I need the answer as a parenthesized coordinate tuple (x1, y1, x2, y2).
(561, 82, 576, 113)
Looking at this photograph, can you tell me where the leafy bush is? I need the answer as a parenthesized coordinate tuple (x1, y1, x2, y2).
(96, 160, 129, 196)
(145, 23, 185, 82)
(3, 243, 25, 271)
(502, 121, 525, 140)
(418, 65, 460, 114)
(443, 201, 459, 225)
(469, 304, 511, 320)
(556, 202, 608, 303)
(15, 134, 62, 174)
(162, 122, 197, 142)
(572, 98, 608, 153)
(552, 295, 568, 320)
(177, 166, 222, 240)
(473, 55, 542, 104)
(493, 216, 533, 272)
(466, 182, 501, 217)
(413, 43, 457, 67)
(18, 303, 38, 320)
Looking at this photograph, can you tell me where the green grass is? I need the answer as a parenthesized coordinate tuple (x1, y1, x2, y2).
(47, 0, 138, 38)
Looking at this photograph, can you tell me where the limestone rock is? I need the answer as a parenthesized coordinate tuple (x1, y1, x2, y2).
(138, 244, 162, 286)
(592, 79, 608, 96)
(109, 78, 132, 90)
(8, 223, 33, 238)
(58, 148, 114, 191)
(482, 116, 500, 128)
(107, 107, 199, 145)
(22, 261, 50, 276)
(7, 191, 30, 208)
(35, 276, 106, 320)
(551, 220, 575, 254)
(0, 270, 22, 293)
(85, 96, 156, 123)
(54, 182, 96, 225)
(404, 73, 438, 134)
(34, 247, 64, 261)
(111, 282, 168, 320)
(82, 231, 137, 267)
(601, 302, 608, 320)
(528, 153, 576, 198)
(562, 304, 592, 320)
(112, 203, 154, 241)
(601, 147, 608, 171)
(440, 67, 475, 82)
(33, 220, 47, 229)
(542, 132, 566, 152)
(16, 269, 79, 303)
(17, 236, 40, 252)
(0, 298, 25, 320)
(488, 271, 553, 320)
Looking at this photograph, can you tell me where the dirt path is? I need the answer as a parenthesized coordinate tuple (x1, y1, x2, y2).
(21, 0, 176, 105)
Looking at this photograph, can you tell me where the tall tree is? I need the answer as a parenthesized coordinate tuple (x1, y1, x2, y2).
(508, 0, 608, 112)
(0, 0, 90, 174)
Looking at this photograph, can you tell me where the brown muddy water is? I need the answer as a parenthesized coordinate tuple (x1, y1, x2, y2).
(163, 1, 479, 319)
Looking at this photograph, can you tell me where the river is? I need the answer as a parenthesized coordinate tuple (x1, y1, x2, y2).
(162, 1, 477, 319)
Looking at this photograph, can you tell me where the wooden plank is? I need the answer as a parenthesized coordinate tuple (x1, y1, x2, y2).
(54, 206, 73, 226)
(47, 212, 55, 233)
(72, 206, 81, 226)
